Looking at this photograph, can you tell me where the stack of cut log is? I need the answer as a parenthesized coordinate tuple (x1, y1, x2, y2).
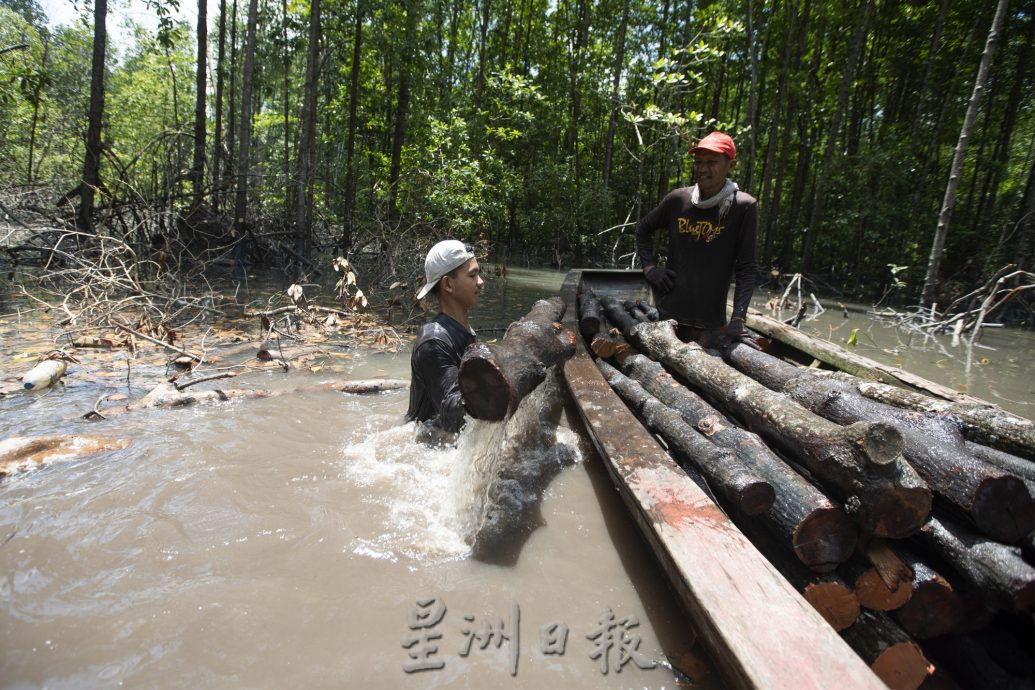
(577, 286, 1035, 690)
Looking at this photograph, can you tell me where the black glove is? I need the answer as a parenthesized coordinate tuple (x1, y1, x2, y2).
(727, 318, 762, 350)
(645, 266, 676, 293)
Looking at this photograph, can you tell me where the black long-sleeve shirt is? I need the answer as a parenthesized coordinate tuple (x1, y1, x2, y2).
(635, 186, 758, 329)
(405, 312, 476, 434)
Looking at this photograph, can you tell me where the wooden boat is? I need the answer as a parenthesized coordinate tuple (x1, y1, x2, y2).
(558, 268, 889, 690)
(559, 269, 1035, 690)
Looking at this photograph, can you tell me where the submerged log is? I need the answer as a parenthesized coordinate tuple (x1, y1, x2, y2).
(459, 297, 576, 420)
(1, 435, 131, 477)
(632, 320, 932, 538)
(914, 515, 1035, 614)
(841, 612, 934, 690)
(597, 360, 774, 515)
(892, 550, 965, 639)
(857, 380, 1035, 461)
(619, 352, 857, 571)
(725, 345, 1033, 545)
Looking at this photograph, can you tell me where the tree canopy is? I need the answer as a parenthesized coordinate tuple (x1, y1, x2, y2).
(1, 0, 1033, 302)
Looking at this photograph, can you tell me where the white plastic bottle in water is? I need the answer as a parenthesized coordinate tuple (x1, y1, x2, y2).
(22, 359, 67, 391)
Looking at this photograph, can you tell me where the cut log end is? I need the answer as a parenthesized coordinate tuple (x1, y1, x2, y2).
(846, 421, 904, 466)
(458, 355, 512, 421)
(793, 507, 859, 573)
(861, 485, 933, 539)
(804, 580, 860, 631)
(731, 476, 776, 516)
(854, 567, 913, 612)
(894, 578, 964, 639)
(871, 641, 933, 690)
(970, 474, 1035, 545)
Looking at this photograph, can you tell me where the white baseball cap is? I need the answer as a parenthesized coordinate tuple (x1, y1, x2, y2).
(416, 240, 476, 299)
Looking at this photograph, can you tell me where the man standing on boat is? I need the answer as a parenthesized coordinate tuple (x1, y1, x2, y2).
(406, 240, 484, 442)
(635, 131, 760, 349)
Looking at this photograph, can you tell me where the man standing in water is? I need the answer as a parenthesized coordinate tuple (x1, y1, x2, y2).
(635, 131, 760, 349)
(405, 240, 484, 441)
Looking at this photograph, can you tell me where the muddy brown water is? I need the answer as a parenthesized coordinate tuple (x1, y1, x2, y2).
(1, 267, 1033, 689)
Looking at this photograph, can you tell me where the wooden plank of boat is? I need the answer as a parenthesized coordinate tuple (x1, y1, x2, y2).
(560, 269, 886, 690)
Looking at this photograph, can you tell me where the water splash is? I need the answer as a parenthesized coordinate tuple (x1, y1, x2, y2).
(340, 369, 580, 564)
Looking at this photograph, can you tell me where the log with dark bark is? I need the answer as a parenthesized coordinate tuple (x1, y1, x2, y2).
(734, 516, 861, 631)
(841, 611, 934, 690)
(577, 287, 604, 337)
(914, 514, 1035, 613)
(856, 380, 1035, 461)
(631, 320, 932, 538)
(725, 344, 1033, 544)
(1023, 532, 1035, 566)
(597, 360, 774, 515)
(459, 297, 576, 420)
(624, 299, 659, 323)
(598, 294, 640, 335)
(741, 307, 985, 405)
(964, 441, 1035, 484)
(922, 634, 1031, 690)
(619, 352, 858, 572)
(892, 549, 965, 639)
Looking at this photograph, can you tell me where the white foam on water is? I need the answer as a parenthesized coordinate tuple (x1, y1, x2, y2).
(340, 421, 471, 563)
(339, 369, 582, 563)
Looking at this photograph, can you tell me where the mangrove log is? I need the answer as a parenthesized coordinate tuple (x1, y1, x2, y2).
(620, 352, 858, 571)
(963, 441, 1035, 484)
(598, 360, 774, 515)
(914, 514, 1035, 613)
(857, 380, 1035, 461)
(725, 344, 1033, 544)
(841, 612, 934, 690)
(577, 287, 604, 337)
(843, 552, 914, 613)
(632, 320, 931, 538)
(459, 297, 576, 420)
(598, 294, 640, 335)
(741, 307, 984, 405)
(735, 516, 861, 631)
(892, 549, 965, 639)
(922, 634, 1030, 690)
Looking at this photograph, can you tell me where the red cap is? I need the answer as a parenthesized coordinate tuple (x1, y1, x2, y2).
(690, 131, 736, 160)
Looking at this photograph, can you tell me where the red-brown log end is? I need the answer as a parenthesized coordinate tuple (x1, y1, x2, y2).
(970, 474, 1035, 545)
(793, 506, 859, 573)
(894, 577, 964, 639)
(804, 581, 860, 631)
(859, 484, 933, 539)
(871, 641, 933, 690)
(855, 567, 914, 612)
